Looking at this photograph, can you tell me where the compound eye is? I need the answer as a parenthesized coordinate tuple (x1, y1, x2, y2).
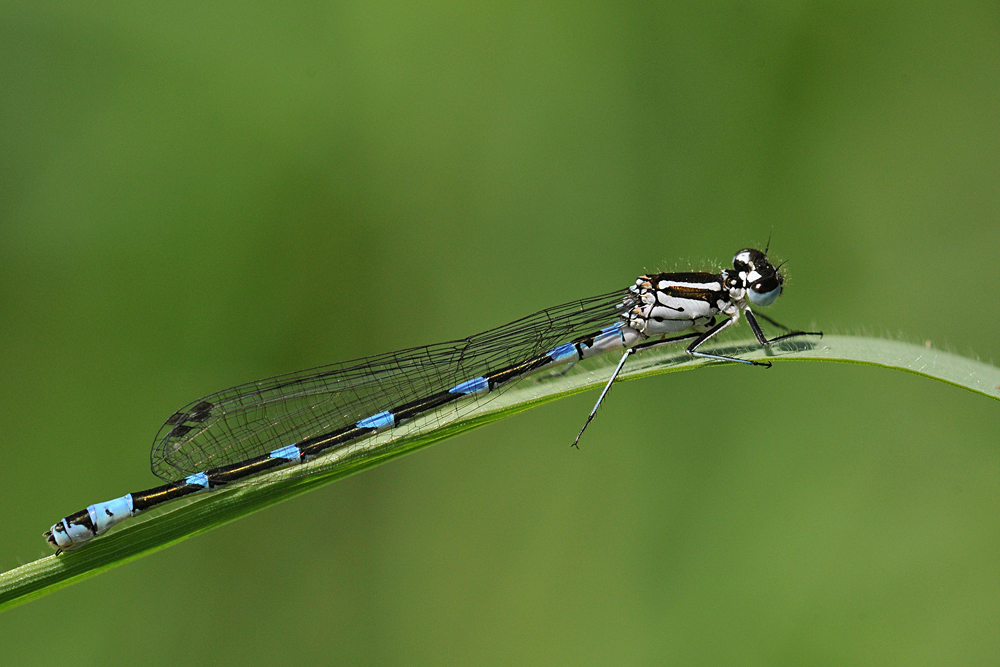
(748, 279, 781, 306)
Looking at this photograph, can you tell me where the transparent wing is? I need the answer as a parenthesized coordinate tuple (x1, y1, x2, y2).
(150, 289, 633, 482)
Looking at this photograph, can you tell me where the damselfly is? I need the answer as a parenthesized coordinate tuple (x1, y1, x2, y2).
(46, 247, 820, 552)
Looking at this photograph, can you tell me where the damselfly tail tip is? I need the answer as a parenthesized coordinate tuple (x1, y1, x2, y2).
(43, 529, 63, 555)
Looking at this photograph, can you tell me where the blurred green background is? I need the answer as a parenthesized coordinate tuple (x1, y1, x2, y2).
(2, 1, 999, 664)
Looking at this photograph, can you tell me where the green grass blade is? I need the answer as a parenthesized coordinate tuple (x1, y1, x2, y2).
(2, 334, 997, 612)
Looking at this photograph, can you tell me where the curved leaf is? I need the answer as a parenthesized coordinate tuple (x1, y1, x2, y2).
(2, 334, 997, 611)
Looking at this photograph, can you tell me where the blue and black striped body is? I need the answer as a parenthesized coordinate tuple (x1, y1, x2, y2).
(46, 247, 819, 552)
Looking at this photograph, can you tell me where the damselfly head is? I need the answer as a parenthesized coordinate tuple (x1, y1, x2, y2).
(733, 248, 783, 307)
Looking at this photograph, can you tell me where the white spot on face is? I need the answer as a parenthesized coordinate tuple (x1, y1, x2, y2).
(747, 270, 762, 283)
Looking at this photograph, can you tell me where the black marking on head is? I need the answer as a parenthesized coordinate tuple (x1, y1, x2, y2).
(732, 249, 783, 286)
(733, 248, 768, 272)
(751, 275, 782, 294)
